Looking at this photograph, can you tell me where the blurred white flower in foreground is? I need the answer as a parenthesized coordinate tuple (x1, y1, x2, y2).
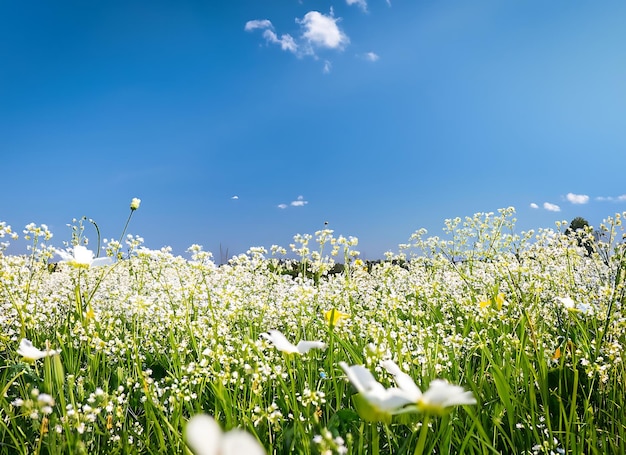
(340, 361, 417, 413)
(185, 414, 265, 455)
(557, 296, 592, 314)
(17, 339, 61, 362)
(56, 245, 113, 268)
(341, 360, 476, 417)
(261, 330, 326, 355)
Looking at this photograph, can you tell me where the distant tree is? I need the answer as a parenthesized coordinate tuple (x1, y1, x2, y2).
(566, 217, 590, 234)
(566, 217, 595, 256)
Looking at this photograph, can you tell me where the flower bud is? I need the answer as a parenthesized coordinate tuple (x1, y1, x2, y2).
(130, 198, 141, 211)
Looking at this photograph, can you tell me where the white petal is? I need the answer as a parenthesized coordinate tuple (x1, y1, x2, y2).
(365, 387, 416, 411)
(261, 330, 299, 354)
(295, 340, 326, 354)
(340, 362, 380, 394)
(422, 380, 476, 407)
(221, 429, 265, 455)
(185, 415, 222, 455)
(381, 360, 422, 401)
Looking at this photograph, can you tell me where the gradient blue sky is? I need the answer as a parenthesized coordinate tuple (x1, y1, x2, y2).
(2, 1, 625, 259)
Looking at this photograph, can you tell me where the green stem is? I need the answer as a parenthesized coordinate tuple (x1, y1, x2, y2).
(116, 209, 136, 258)
(414, 415, 431, 455)
(372, 423, 380, 455)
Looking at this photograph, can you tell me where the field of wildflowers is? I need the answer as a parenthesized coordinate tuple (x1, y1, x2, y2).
(1, 201, 625, 454)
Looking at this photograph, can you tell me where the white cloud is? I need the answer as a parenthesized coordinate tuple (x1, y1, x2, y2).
(298, 11, 349, 50)
(246, 10, 348, 59)
(323, 60, 332, 74)
(530, 202, 539, 209)
(290, 195, 308, 207)
(277, 203, 288, 209)
(618, 194, 626, 201)
(245, 19, 273, 32)
(263, 29, 298, 53)
(543, 202, 561, 212)
(566, 193, 589, 204)
(231, 195, 239, 200)
(364, 52, 379, 62)
(346, 0, 368, 12)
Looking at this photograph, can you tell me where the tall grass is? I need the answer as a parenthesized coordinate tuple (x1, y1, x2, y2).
(0, 207, 625, 454)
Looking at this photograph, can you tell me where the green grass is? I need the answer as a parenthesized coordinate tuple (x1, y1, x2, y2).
(1, 207, 625, 454)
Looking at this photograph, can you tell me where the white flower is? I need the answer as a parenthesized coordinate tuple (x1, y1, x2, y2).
(261, 330, 326, 355)
(382, 360, 476, 415)
(340, 361, 416, 413)
(341, 360, 476, 416)
(17, 339, 61, 362)
(185, 414, 265, 455)
(130, 198, 141, 211)
(556, 296, 592, 314)
(415, 379, 477, 415)
(56, 245, 113, 268)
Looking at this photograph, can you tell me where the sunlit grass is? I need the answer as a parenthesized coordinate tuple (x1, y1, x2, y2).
(1, 205, 625, 454)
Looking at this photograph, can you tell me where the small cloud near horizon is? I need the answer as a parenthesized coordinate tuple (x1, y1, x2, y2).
(291, 195, 308, 207)
(596, 194, 626, 202)
(278, 195, 309, 209)
(566, 193, 589, 204)
(543, 202, 561, 212)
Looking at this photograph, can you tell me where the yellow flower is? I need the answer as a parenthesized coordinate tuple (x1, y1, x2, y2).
(479, 293, 505, 310)
(324, 309, 350, 326)
(130, 198, 141, 211)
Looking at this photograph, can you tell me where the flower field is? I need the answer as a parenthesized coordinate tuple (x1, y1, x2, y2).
(1, 205, 625, 454)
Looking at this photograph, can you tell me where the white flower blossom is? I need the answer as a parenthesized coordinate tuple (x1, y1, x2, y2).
(17, 339, 61, 362)
(261, 330, 326, 355)
(341, 360, 476, 416)
(185, 414, 265, 455)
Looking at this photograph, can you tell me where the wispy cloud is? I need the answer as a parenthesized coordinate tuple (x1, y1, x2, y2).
(291, 195, 308, 207)
(244, 19, 273, 31)
(323, 60, 332, 74)
(245, 19, 298, 53)
(364, 51, 379, 62)
(530, 202, 539, 209)
(346, 0, 368, 12)
(246, 10, 349, 62)
(596, 194, 626, 202)
(278, 195, 309, 209)
(543, 202, 561, 212)
(566, 192, 589, 204)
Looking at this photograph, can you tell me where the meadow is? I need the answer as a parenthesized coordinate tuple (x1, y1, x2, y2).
(1, 203, 625, 454)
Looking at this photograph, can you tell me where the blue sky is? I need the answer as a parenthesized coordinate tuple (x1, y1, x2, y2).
(1, 1, 625, 260)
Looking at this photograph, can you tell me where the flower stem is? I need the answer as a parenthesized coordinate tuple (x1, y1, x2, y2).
(414, 415, 430, 455)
